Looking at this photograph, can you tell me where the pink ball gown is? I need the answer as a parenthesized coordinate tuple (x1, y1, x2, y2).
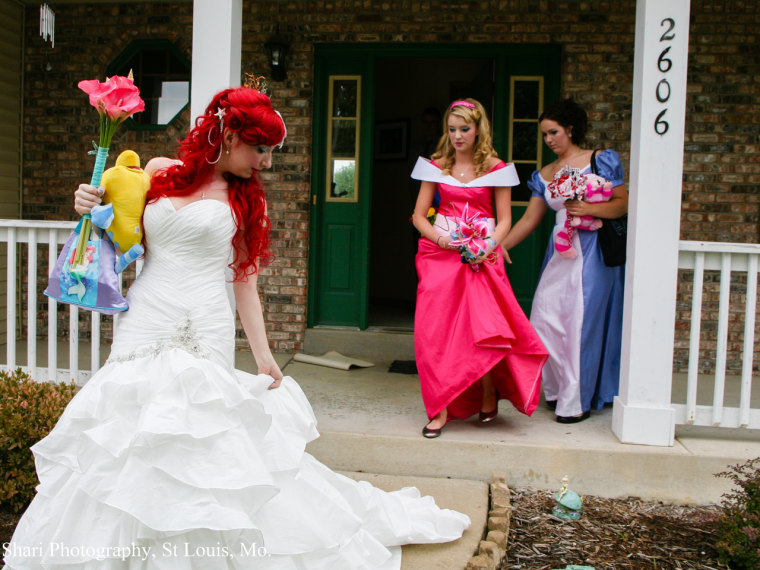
(412, 157, 548, 421)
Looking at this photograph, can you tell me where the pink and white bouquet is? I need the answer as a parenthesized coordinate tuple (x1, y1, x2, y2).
(448, 203, 497, 273)
(547, 166, 613, 259)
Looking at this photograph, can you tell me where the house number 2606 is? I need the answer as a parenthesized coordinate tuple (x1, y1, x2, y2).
(654, 17, 676, 135)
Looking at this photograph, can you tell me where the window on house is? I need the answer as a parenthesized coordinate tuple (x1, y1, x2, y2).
(107, 39, 190, 130)
(508, 77, 544, 202)
(326, 76, 361, 202)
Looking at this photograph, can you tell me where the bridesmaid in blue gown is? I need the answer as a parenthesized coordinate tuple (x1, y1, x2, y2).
(502, 99, 628, 423)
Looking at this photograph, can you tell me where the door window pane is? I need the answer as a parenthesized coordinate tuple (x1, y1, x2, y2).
(326, 76, 361, 202)
(332, 80, 358, 117)
(331, 160, 356, 199)
(508, 76, 544, 203)
(331, 119, 357, 157)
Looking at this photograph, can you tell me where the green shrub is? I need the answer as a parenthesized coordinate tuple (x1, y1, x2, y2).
(0, 368, 78, 513)
(716, 457, 760, 569)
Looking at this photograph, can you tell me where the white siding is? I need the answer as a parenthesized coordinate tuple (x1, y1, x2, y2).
(0, 0, 24, 347)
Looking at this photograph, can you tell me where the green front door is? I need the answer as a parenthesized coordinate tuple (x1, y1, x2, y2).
(308, 52, 375, 327)
(499, 50, 561, 314)
(308, 45, 560, 328)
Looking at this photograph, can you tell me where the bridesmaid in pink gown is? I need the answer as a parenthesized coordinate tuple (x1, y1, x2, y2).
(410, 99, 548, 438)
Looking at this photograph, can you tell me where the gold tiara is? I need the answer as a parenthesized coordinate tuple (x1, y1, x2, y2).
(243, 73, 268, 94)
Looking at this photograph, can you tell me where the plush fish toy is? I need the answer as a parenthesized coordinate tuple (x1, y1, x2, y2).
(90, 150, 149, 273)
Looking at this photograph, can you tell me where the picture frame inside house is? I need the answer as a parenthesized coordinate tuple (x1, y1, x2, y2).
(374, 120, 409, 160)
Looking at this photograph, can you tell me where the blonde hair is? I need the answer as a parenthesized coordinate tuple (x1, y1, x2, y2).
(431, 98, 498, 176)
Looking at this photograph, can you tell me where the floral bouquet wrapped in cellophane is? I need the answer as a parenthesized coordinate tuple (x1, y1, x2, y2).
(448, 203, 497, 273)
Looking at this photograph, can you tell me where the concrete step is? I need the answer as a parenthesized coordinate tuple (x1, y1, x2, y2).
(274, 356, 760, 506)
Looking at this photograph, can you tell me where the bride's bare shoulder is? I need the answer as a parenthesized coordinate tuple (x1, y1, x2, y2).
(145, 157, 182, 178)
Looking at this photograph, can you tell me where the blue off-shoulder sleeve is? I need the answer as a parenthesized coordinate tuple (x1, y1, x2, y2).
(595, 149, 625, 187)
(527, 170, 546, 200)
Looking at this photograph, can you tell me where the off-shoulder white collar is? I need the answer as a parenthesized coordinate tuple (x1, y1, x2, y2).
(410, 156, 520, 188)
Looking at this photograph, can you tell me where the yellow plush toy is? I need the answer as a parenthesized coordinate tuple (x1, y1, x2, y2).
(90, 150, 149, 273)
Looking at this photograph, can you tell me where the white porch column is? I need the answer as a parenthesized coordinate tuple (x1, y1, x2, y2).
(190, 0, 242, 122)
(612, 0, 691, 446)
(191, 0, 242, 319)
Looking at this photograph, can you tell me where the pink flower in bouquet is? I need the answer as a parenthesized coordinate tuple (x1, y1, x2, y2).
(449, 203, 497, 272)
(78, 73, 145, 147)
(547, 165, 587, 201)
(79, 75, 144, 118)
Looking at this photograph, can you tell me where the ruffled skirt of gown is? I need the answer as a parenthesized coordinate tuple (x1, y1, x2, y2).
(4, 349, 470, 569)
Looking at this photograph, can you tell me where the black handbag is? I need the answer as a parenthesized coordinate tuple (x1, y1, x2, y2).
(591, 150, 627, 267)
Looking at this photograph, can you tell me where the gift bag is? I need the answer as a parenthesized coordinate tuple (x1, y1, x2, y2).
(44, 218, 128, 314)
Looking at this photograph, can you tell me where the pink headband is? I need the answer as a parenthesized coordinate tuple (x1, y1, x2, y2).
(450, 100, 476, 110)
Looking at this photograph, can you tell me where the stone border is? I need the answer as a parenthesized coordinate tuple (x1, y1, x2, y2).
(465, 472, 511, 569)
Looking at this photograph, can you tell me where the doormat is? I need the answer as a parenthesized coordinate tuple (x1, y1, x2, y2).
(389, 360, 418, 374)
(292, 351, 374, 370)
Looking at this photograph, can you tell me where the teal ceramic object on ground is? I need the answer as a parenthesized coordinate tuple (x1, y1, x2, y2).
(552, 476, 583, 520)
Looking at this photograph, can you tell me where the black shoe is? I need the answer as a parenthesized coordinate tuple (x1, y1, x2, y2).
(478, 407, 498, 423)
(545, 400, 557, 410)
(556, 411, 590, 424)
(422, 422, 444, 438)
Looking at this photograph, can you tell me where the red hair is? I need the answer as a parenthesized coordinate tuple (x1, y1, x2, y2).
(147, 87, 285, 280)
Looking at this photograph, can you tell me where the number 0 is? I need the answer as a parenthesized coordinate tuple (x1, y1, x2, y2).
(656, 79, 671, 103)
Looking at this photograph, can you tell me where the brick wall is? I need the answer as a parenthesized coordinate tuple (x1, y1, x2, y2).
(21, 1, 760, 366)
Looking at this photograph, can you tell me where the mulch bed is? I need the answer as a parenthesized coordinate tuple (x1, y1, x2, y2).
(503, 487, 726, 569)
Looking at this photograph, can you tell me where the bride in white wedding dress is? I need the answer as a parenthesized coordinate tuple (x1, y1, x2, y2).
(4, 87, 469, 569)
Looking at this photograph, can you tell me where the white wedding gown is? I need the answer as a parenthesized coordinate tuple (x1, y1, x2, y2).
(5, 197, 470, 569)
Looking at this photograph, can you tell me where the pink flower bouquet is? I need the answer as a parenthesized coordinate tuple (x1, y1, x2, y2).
(448, 203, 497, 273)
(547, 166, 613, 259)
(72, 72, 144, 268)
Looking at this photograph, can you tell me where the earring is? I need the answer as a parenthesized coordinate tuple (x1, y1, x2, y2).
(225, 147, 230, 155)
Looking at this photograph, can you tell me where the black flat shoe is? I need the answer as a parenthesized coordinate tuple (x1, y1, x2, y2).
(478, 407, 498, 423)
(556, 411, 590, 424)
(545, 400, 557, 410)
(422, 424, 443, 438)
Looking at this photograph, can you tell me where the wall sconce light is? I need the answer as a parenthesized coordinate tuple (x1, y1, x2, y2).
(266, 37, 289, 82)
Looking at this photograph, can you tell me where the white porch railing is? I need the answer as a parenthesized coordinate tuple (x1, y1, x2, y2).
(675, 240, 760, 429)
(0, 220, 758, 432)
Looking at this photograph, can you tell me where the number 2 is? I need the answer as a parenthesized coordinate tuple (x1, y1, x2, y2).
(660, 18, 675, 41)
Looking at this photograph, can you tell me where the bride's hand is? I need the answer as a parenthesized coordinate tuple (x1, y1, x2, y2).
(258, 357, 284, 389)
(74, 184, 103, 216)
